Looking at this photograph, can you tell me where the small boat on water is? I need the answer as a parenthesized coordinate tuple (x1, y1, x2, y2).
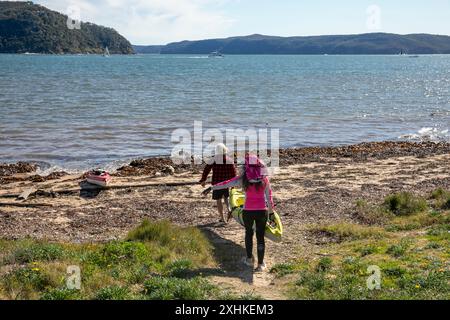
(86, 170, 112, 187)
(399, 49, 419, 58)
(103, 46, 110, 57)
(208, 51, 224, 58)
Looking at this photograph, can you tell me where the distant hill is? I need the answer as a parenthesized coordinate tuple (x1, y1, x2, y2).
(0, 1, 133, 54)
(132, 45, 163, 54)
(135, 33, 450, 55)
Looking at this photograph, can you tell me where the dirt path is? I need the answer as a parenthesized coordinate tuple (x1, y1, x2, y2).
(1, 152, 450, 298)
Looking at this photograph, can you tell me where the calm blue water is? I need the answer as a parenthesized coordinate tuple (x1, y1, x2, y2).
(0, 54, 449, 172)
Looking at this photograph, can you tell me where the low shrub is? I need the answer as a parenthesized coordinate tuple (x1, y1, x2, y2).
(2, 266, 53, 299)
(386, 239, 411, 258)
(316, 257, 333, 273)
(270, 263, 297, 277)
(87, 241, 148, 267)
(355, 200, 392, 224)
(310, 223, 385, 242)
(296, 271, 327, 291)
(8, 241, 66, 264)
(41, 288, 81, 300)
(166, 259, 194, 278)
(143, 276, 215, 300)
(95, 285, 132, 300)
(126, 219, 212, 265)
(430, 188, 450, 210)
(357, 245, 379, 257)
(384, 192, 428, 216)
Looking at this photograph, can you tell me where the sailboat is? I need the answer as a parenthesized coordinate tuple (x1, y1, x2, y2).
(399, 49, 419, 58)
(103, 46, 110, 57)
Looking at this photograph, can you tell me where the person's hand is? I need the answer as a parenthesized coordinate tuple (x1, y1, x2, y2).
(202, 187, 212, 197)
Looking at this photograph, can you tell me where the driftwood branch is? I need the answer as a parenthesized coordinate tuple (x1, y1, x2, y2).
(0, 181, 200, 199)
(0, 202, 53, 208)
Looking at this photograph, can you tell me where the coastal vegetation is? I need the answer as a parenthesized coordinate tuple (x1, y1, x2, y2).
(0, 220, 227, 300)
(272, 190, 449, 300)
(135, 33, 450, 55)
(0, 189, 448, 300)
(0, 1, 133, 54)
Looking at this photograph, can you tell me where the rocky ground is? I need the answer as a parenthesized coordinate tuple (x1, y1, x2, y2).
(1, 141, 450, 298)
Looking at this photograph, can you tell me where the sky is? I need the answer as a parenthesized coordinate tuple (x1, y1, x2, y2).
(32, 0, 450, 45)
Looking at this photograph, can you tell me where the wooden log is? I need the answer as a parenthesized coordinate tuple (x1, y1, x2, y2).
(104, 181, 200, 189)
(0, 193, 18, 199)
(0, 202, 53, 208)
(0, 180, 200, 199)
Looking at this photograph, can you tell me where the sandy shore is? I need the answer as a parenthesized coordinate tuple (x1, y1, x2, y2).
(1, 141, 450, 242)
(1, 141, 450, 297)
(1, 142, 450, 237)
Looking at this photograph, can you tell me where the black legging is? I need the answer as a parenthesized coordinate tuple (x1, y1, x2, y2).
(243, 210, 268, 265)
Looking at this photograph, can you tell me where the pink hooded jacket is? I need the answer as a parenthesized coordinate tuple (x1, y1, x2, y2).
(212, 175, 274, 212)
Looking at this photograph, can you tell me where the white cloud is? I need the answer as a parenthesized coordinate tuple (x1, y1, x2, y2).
(35, 0, 235, 44)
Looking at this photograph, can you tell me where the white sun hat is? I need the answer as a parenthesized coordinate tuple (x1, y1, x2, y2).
(215, 143, 229, 156)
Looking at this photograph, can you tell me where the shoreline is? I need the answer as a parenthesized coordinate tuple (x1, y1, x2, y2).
(0, 138, 448, 247)
(2, 141, 450, 184)
(1, 139, 449, 298)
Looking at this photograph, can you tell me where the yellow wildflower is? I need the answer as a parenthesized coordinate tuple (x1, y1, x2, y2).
(31, 268, 40, 272)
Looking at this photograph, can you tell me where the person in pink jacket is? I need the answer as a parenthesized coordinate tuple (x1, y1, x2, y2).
(203, 154, 274, 272)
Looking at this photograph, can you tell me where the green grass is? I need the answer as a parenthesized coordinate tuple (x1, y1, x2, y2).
(386, 211, 447, 232)
(430, 188, 450, 210)
(94, 285, 132, 300)
(3, 240, 67, 264)
(166, 259, 194, 278)
(0, 220, 221, 300)
(270, 263, 300, 277)
(356, 245, 380, 257)
(143, 276, 216, 300)
(355, 199, 393, 225)
(1, 190, 449, 301)
(386, 239, 411, 258)
(309, 222, 386, 242)
(286, 239, 449, 300)
(427, 223, 450, 241)
(315, 257, 333, 273)
(280, 191, 450, 300)
(384, 192, 428, 216)
(2, 266, 54, 299)
(431, 188, 449, 200)
(41, 288, 81, 300)
(126, 219, 212, 266)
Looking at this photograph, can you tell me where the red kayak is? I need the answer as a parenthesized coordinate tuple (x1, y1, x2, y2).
(86, 170, 112, 187)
